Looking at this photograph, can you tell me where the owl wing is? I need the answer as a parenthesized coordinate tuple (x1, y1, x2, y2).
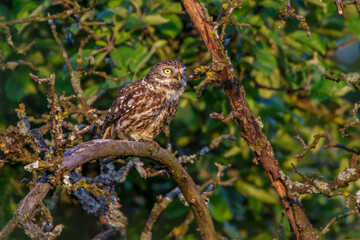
(100, 80, 165, 139)
(101, 81, 143, 135)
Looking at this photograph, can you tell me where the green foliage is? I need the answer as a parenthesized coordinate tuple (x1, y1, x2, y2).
(158, 14, 183, 38)
(1, 0, 360, 239)
(209, 189, 233, 222)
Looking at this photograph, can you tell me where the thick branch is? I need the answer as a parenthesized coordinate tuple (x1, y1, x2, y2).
(180, 0, 316, 239)
(0, 140, 216, 240)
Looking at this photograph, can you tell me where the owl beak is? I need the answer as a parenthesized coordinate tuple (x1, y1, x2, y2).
(175, 72, 183, 81)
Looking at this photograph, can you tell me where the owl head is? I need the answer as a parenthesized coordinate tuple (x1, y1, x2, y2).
(145, 60, 187, 86)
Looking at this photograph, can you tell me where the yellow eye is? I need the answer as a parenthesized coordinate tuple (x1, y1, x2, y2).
(164, 68, 172, 74)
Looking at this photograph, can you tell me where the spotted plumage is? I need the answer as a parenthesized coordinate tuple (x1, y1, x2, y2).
(100, 60, 187, 141)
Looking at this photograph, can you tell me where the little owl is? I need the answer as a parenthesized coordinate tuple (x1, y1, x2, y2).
(100, 60, 187, 141)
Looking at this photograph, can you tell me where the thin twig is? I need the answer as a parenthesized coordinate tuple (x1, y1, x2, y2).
(0, 60, 38, 71)
(279, 0, 311, 37)
(294, 133, 360, 162)
(340, 103, 360, 137)
(0, 25, 35, 55)
(319, 209, 357, 236)
(48, 16, 87, 107)
(178, 134, 235, 164)
(140, 188, 181, 240)
(324, 73, 360, 91)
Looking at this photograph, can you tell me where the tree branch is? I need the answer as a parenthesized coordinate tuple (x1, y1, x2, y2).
(319, 209, 358, 236)
(0, 140, 216, 240)
(140, 188, 182, 240)
(179, 0, 316, 238)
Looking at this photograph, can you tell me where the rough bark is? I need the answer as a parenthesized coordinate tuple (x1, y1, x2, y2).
(180, 0, 317, 239)
(0, 140, 217, 240)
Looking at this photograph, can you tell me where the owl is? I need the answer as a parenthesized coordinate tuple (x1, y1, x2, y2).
(100, 60, 187, 141)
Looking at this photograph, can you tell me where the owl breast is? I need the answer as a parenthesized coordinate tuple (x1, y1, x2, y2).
(131, 102, 176, 140)
(113, 87, 179, 141)
(100, 60, 187, 141)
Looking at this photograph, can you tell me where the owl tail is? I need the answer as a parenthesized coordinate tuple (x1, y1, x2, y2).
(102, 126, 113, 139)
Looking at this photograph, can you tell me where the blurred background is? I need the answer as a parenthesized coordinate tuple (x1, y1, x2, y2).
(1, 0, 360, 239)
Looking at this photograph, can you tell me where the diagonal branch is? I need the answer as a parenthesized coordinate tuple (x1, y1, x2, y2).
(140, 188, 181, 240)
(179, 0, 316, 239)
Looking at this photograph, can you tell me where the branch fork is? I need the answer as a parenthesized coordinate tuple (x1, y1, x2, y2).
(210, 110, 240, 124)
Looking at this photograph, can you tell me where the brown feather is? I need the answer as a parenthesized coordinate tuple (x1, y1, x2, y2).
(100, 60, 187, 141)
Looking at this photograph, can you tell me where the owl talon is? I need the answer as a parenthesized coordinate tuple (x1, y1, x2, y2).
(139, 139, 160, 155)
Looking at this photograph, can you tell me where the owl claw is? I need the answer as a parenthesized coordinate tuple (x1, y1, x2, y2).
(139, 139, 160, 155)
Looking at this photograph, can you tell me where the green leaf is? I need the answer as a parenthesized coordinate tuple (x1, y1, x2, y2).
(130, 0, 143, 9)
(223, 222, 241, 239)
(290, 31, 327, 55)
(346, 17, 360, 39)
(109, 45, 135, 69)
(17, 0, 52, 33)
(14, 2, 37, 32)
(25, 51, 45, 65)
(310, 68, 333, 102)
(179, 37, 200, 64)
(112, 7, 128, 18)
(130, 40, 167, 77)
(107, 0, 123, 8)
(184, 235, 198, 240)
(84, 83, 103, 99)
(69, 49, 93, 69)
(235, 181, 278, 204)
(254, 232, 274, 240)
(96, 10, 114, 22)
(113, 67, 130, 79)
(158, 14, 183, 38)
(209, 194, 233, 222)
(68, 25, 79, 35)
(95, 40, 108, 47)
(152, 40, 167, 49)
(143, 14, 170, 26)
(137, 67, 151, 79)
(5, 72, 36, 102)
(0, 5, 10, 21)
(15, 2, 36, 19)
(163, 199, 188, 218)
(253, 46, 277, 77)
(127, 14, 169, 30)
(129, 45, 147, 72)
(258, 0, 284, 10)
(115, 32, 131, 45)
(162, 2, 184, 14)
(248, 15, 263, 27)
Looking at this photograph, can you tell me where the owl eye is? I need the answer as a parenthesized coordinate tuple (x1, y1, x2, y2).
(163, 68, 172, 74)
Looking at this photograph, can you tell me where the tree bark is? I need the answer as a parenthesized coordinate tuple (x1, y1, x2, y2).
(180, 0, 317, 239)
(0, 140, 217, 240)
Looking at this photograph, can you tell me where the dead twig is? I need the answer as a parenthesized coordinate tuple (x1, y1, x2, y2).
(48, 17, 87, 107)
(340, 103, 360, 137)
(279, 0, 311, 37)
(140, 188, 182, 240)
(293, 133, 360, 162)
(324, 73, 360, 91)
(178, 134, 235, 164)
(319, 209, 358, 236)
